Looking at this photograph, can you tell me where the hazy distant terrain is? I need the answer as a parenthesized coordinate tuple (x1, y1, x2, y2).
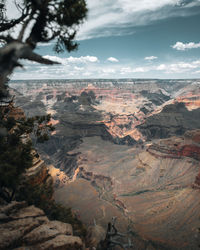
(11, 79, 200, 249)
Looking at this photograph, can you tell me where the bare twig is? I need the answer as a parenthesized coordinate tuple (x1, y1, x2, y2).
(99, 217, 133, 249)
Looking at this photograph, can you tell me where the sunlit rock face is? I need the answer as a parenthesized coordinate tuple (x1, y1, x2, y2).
(11, 79, 200, 144)
(172, 81, 200, 110)
(24, 149, 53, 194)
(11, 79, 200, 249)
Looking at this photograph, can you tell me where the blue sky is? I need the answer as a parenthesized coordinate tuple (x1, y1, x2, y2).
(11, 0, 200, 79)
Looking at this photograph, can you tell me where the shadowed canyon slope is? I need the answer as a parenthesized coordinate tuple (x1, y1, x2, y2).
(11, 79, 200, 249)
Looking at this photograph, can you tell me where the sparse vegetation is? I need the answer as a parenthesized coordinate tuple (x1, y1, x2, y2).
(17, 182, 87, 238)
(0, 0, 88, 91)
(0, 103, 54, 201)
(0, 0, 88, 240)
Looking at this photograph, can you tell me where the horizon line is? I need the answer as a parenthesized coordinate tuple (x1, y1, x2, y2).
(10, 78, 200, 81)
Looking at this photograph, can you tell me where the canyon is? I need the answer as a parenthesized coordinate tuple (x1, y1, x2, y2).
(11, 79, 200, 249)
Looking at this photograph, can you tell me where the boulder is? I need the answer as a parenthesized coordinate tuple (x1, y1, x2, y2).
(0, 202, 83, 250)
(23, 221, 73, 245)
(10, 205, 45, 219)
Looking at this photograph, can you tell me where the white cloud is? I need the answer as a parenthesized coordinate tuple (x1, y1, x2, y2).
(156, 64, 166, 70)
(67, 56, 99, 63)
(102, 68, 116, 73)
(83, 72, 92, 76)
(77, 0, 200, 40)
(120, 66, 150, 74)
(120, 67, 133, 74)
(74, 66, 84, 71)
(172, 41, 200, 51)
(107, 57, 119, 62)
(133, 67, 149, 73)
(145, 56, 158, 61)
(193, 60, 200, 66)
(155, 61, 200, 73)
(4, 0, 200, 44)
(43, 55, 99, 64)
(11, 52, 200, 79)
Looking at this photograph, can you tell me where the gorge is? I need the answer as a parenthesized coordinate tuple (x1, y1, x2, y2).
(10, 78, 200, 249)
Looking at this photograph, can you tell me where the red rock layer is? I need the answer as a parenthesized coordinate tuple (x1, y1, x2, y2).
(176, 93, 200, 110)
(177, 145, 200, 160)
(147, 130, 200, 190)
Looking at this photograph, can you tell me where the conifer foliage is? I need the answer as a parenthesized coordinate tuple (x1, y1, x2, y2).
(0, 0, 88, 200)
(0, 0, 87, 90)
(0, 102, 54, 201)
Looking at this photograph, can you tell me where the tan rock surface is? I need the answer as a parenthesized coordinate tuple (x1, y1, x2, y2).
(0, 202, 83, 250)
(37, 235, 83, 250)
(10, 205, 45, 219)
(54, 132, 200, 249)
(23, 221, 73, 244)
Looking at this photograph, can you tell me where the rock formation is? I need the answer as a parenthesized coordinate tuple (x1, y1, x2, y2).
(10, 79, 200, 249)
(137, 102, 200, 140)
(0, 201, 83, 250)
(24, 149, 53, 188)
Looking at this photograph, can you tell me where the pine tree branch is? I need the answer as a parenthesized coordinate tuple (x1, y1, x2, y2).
(0, 42, 60, 89)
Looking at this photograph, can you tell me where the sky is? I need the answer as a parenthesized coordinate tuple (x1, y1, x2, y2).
(9, 0, 200, 79)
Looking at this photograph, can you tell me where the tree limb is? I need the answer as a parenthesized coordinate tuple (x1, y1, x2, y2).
(0, 41, 60, 89)
(0, 13, 28, 32)
(22, 50, 60, 65)
(18, 11, 35, 42)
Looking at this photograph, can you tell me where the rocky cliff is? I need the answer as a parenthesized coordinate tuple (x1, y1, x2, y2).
(10, 79, 200, 249)
(24, 149, 53, 190)
(137, 102, 200, 140)
(0, 201, 83, 250)
(0, 100, 87, 249)
(0, 146, 87, 250)
(49, 130, 200, 249)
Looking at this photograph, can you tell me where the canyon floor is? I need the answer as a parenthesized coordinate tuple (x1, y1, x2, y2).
(12, 79, 200, 249)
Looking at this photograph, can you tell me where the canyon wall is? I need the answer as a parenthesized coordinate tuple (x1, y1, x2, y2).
(11, 79, 200, 249)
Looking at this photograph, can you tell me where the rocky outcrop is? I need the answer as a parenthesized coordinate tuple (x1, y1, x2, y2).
(178, 144, 200, 160)
(25, 150, 53, 186)
(146, 130, 200, 191)
(147, 143, 200, 160)
(78, 167, 113, 192)
(194, 172, 200, 188)
(0, 201, 83, 250)
(11, 79, 200, 249)
(138, 102, 200, 140)
(147, 129, 200, 161)
(0, 99, 25, 120)
(19, 149, 54, 202)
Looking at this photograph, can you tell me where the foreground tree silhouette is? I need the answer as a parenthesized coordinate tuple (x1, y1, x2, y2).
(0, 0, 87, 95)
(0, 0, 87, 200)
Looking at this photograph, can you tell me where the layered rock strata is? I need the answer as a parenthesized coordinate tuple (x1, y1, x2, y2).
(23, 149, 53, 191)
(0, 201, 83, 250)
(52, 131, 200, 249)
(10, 79, 200, 249)
(138, 102, 200, 140)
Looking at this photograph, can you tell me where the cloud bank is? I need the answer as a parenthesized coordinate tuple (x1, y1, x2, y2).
(13, 54, 200, 80)
(77, 0, 200, 40)
(43, 55, 99, 64)
(172, 41, 200, 50)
